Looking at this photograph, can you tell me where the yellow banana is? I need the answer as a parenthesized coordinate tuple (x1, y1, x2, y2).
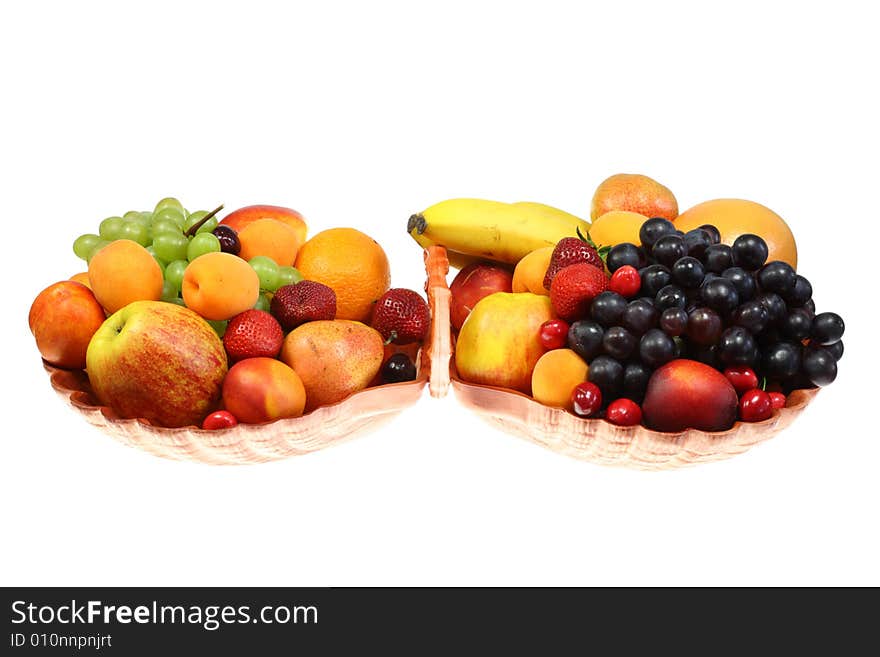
(512, 201, 589, 227)
(407, 198, 590, 265)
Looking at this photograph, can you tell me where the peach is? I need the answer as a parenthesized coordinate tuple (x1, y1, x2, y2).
(182, 252, 260, 321)
(221, 357, 306, 424)
(69, 272, 91, 289)
(29, 281, 107, 369)
(238, 218, 304, 267)
(220, 205, 308, 245)
(511, 246, 554, 296)
(642, 359, 738, 432)
(449, 262, 513, 331)
(531, 349, 588, 410)
(87, 239, 164, 314)
(280, 320, 384, 411)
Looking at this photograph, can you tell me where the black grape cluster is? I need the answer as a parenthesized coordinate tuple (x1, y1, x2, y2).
(567, 217, 844, 404)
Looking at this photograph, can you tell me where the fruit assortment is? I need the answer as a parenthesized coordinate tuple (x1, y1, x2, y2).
(424, 173, 844, 435)
(30, 199, 429, 431)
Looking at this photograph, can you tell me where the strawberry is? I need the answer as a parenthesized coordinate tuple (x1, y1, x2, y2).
(371, 288, 430, 344)
(543, 232, 607, 289)
(270, 280, 336, 331)
(550, 263, 608, 321)
(223, 309, 284, 362)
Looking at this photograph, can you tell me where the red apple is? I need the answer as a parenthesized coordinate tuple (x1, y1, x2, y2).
(221, 357, 306, 424)
(642, 359, 738, 432)
(86, 301, 228, 427)
(29, 281, 107, 369)
(449, 262, 513, 330)
(220, 205, 307, 245)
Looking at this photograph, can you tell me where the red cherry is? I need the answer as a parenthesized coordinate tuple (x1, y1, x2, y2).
(738, 389, 772, 422)
(723, 366, 759, 395)
(605, 398, 642, 426)
(539, 319, 570, 350)
(202, 410, 239, 430)
(609, 265, 641, 298)
(768, 391, 786, 410)
(571, 381, 602, 417)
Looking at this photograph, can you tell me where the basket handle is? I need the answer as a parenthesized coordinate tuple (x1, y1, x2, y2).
(424, 245, 451, 398)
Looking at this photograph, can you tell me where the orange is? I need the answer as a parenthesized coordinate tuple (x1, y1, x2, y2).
(590, 173, 678, 222)
(182, 252, 261, 320)
(674, 198, 798, 269)
(88, 239, 163, 314)
(586, 210, 650, 248)
(512, 246, 554, 295)
(237, 218, 304, 267)
(294, 228, 391, 322)
(531, 348, 589, 410)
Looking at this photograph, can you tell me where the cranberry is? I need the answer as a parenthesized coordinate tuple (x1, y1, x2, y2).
(738, 389, 772, 422)
(202, 410, 239, 430)
(723, 366, 759, 395)
(571, 381, 602, 417)
(539, 319, 570, 350)
(609, 265, 641, 298)
(605, 398, 642, 426)
(768, 391, 787, 410)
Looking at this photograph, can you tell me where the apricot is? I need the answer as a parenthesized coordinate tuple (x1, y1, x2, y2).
(69, 272, 91, 289)
(280, 320, 384, 411)
(29, 281, 107, 369)
(182, 252, 260, 321)
(237, 218, 304, 267)
(531, 349, 589, 410)
(512, 246, 554, 296)
(590, 173, 678, 222)
(88, 239, 164, 314)
(222, 357, 306, 424)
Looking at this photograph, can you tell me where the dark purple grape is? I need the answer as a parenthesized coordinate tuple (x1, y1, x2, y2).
(756, 292, 787, 326)
(780, 308, 813, 341)
(718, 326, 759, 367)
(688, 343, 721, 368)
(824, 340, 844, 361)
(810, 312, 845, 345)
(639, 328, 676, 368)
(803, 298, 816, 316)
(213, 225, 241, 255)
(587, 355, 624, 400)
(621, 300, 658, 336)
(655, 284, 686, 311)
(757, 261, 796, 295)
(638, 264, 671, 297)
(622, 362, 652, 403)
(732, 299, 770, 334)
(700, 277, 740, 315)
(721, 267, 756, 302)
(671, 256, 705, 289)
(698, 224, 721, 244)
(606, 243, 643, 273)
(762, 342, 802, 380)
(567, 320, 604, 361)
(802, 347, 837, 386)
(731, 233, 769, 271)
(703, 244, 734, 273)
(651, 234, 687, 268)
(590, 291, 628, 327)
(602, 326, 637, 360)
(639, 217, 677, 250)
(686, 307, 722, 346)
(381, 353, 417, 383)
(782, 275, 812, 307)
(683, 229, 712, 259)
(659, 307, 688, 336)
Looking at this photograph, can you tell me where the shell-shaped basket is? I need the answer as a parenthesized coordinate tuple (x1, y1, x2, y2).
(43, 247, 452, 465)
(425, 246, 820, 470)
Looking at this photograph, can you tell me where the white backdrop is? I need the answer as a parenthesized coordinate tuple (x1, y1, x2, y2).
(2, 1, 876, 586)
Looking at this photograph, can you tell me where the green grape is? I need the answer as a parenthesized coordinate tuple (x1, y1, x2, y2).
(153, 207, 186, 229)
(151, 218, 182, 237)
(196, 217, 219, 234)
(99, 216, 125, 241)
(249, 256, 280, 291)
(73, 233, 102, 260)
(277, 266, 304, 288)
(123, 210, 141, 221)
(161, 280, 179, 302)
(153, 233, 189, 262)
(184, 210, 208, 229)
(252, 292, 272, 312)
(154, 197, 184, 215)
(145, 246, 168, 269)
(120, 221, 151, 246)
(187, 232, 221, 261)
(207, 319, 228, 338)
(129, 211, 153, 228)
(168, 297, 186, 307)
(86, 239, 110, 262)
(164, 260, 188, 291)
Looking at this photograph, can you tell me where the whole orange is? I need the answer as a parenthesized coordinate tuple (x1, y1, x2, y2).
(294, 228, 390, 322)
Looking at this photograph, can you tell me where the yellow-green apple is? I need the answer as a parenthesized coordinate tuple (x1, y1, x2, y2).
(29, 281, 107, 369)
(642, 359, 738, 432)
(449, 262, 513, 330)
(221, 357, 306, 423)
(454, 292, 554, 394)
(86, 300, 227, 427)
(220, 205, 307, 245)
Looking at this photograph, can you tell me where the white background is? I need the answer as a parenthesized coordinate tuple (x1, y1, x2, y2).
(2, 1, 876, 586)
